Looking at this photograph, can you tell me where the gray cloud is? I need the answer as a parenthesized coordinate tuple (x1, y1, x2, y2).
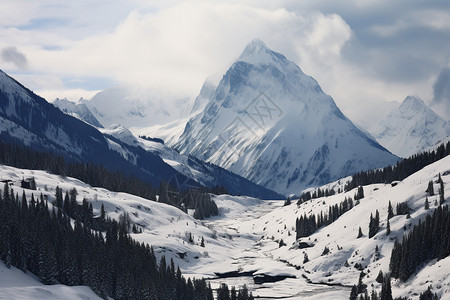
(1, 46, 28, 70)
(432, 67, 450, 104)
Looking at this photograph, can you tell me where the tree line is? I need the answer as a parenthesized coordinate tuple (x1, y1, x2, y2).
(0, 183, 217, 299)
(390, 204, 450, 282)
(0, 141, 220, 220)
(296, 195, 358, 239)
(345, 141, 450, 191)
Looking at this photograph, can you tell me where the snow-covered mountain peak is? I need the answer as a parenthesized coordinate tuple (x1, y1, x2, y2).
(399, 95, 427, 114)
(176, 41, 397, 194)
(238, 39, 271, 60)
(368, 96, 450, 157)
(237, 39, 291, 69)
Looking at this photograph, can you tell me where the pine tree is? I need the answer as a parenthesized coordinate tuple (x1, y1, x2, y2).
(375, 270, 383, 283)
(357, 227, 363, 238)
(357, 271, 366, 293)
(349, 285, 358, 300)
(230, 286, 237, 300)
(427, 180, 434, 196)
(386, 219, 391, 236)
(284, 197, 291, 206)
(439, 176, 445, 205)
(387, 201, 394, 220)
(303, 253, 309, 264)
(99, 203, 106, 227)
(201, 237, 205, 247)
(217, 283, 230, 300)
(425, 197, 430, 210)
(369, 212, 380, 238)
(380, 275, 393, 300)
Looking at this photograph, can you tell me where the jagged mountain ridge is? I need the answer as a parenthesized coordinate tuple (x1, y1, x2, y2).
(53, 97, 103, 128)
(0, 69, 282, 199)
(175, 39, 398, 195)
(369, 96, 450, 158)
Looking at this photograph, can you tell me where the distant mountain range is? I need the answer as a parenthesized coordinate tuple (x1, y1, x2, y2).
(0, 69, 282, 199)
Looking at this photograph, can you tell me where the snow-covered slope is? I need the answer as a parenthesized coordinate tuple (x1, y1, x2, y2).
(234, 154, 450, 299)
(0, 262, 100, 300)
(83, 86, 192, 129)
(0, 163, 282, 298)
(102, 124, 283, 199)
(1, 149, 449, 298)
(52, 98, 103, 128)
(175, 39, 398, 195)
(369, 96, 450, 157)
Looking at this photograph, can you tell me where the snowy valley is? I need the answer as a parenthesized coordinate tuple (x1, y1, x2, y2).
(0, 140, 450, 298)
(0, 34, 449, 300)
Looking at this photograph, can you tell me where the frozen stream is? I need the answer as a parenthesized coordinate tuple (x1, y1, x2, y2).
(196, 199, 350, 299)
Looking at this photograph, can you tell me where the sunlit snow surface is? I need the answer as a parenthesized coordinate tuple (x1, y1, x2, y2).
(1, 154, 450, 298)
(0, 262, 100, 300)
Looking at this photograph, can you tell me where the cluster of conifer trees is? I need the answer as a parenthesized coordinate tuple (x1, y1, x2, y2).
(296, 196, 356, 239)
(345, 142, 450, 191)
(297, 187, 336, 203)
(0, 183, 215, 299)
(0, 141, 220, 220)
(157, 184, 219, 219)
(0, 141, 155, 199)
(390, 205, 450, 282)
(216, 283, 254, 300)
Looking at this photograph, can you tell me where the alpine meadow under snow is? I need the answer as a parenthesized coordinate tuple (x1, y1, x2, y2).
(1, 31, 450, 300)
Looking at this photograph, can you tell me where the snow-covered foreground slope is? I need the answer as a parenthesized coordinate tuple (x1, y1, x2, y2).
(0, 163, 348, 299)
(0, 262, 100, 300)
(1, 151, 450, 299)
(235, 155, 450, 298)
(369, 96, 450, 157)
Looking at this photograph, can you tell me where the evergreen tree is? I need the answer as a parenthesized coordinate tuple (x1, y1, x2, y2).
(284, 197, 291, 206)
(100, 203, 106, 221)
(439, 176, 445, 205)
(419, 286, 439, 300)
(357, 271, 366, 294)
(375, 270, 383, 283)
(303, 253, 309, 264)
(387, 201, 394, 220)
(369, 212, 380, 238)
(217, 283, 230, 300)
(357, 227, 363, 238)
(425, 197, 430, 210)
(380, 275, 393, 300)
(349, 285, 358, 300)
(231, 286, 237, 300)
(386, 219, 391, 236)
(427, 180, 435, 196)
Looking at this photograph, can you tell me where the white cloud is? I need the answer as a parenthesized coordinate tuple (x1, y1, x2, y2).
(1, 0, 449, 127)
(7, 2, 352, 100)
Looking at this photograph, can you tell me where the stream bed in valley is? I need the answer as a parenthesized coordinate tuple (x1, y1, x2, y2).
(199, 200, 350, 300)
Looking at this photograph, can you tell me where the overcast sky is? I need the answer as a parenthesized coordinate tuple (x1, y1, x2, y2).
(1, 0, 450, 125)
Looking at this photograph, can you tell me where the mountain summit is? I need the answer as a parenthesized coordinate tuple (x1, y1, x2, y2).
(369, 96, 450, 157)
(175, 40, 398, 194)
